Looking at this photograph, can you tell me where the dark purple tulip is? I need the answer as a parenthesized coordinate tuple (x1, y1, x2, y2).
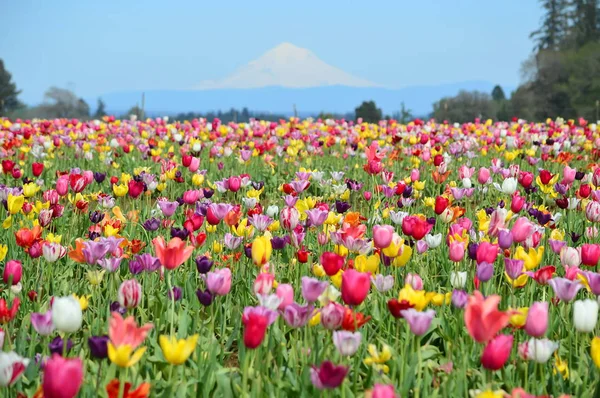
(402, 186, 413, 198)
(528, 208, 540, 218)
(498, 200, 505, 208)
(110, 301, 126, 316)
(252, 181, 264, 190)
(196, 289, 213, 306)
(1, 200, 7, 211)
(570, 232, 582, 243)
(271, 236, 288, 250)
(467, 242, 478, 261)
(89, 210, 105, 224)
(195, 256, 213, 274)
(49, 336, 73, 356)
(88, 231, 101, 241)
(476, 262, 494, 282)
(554, 183, 568, 195)
(203, 188, 214, 199)
(88, 335, 109, 359)
(537, 213, 552, 226)
(346, 179, 362, 191)
(196, 201, 209, 216)
(168, 286, 182, 301)
(218, 162, 224, 170)
(426, 217, 436, 226)
(170, 227, 189, 240)
(93, 172, 106, 183)
(143, 217, 160, 231)
(381, 254, 392, 267)
(575, 171, 585, 180)
(335, 200, 351, 213)
(175, 196, 185, 206)
(485, 207, 494, 216)
(175, 170, 182, 179)
(244, 245, 252, 259)
(524, 186, 537, 195)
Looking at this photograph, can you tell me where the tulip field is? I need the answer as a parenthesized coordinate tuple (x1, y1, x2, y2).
(2, 115, 600, 397)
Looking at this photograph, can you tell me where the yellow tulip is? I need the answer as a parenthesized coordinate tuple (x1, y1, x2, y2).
(509, 307, 529, 328)
(112, 184, 128, 197)
(312, 264, 326, 277)
(474, 391, 504, 398)
(73, 294, 90, 311)
(159, 334, 199, 365)
(86, 270, 106, 286)
(0, 244, 7, 262)
(108, 343, 147, 368)
(514, 246, 544, 270)
(363, 344, 392, 374)
(393, 244, 412, 267)
(251, 236, 272, 266)
(309, 311, 321, 326)
(192, 173, 204, 186)
(398, 284, 430, 311)
(354, 254, 380, 274)
(7, 194, 24, 215)
(330, 270, 343, 289)
(23, 183, 40, 198)
(592, 337, 600, 368)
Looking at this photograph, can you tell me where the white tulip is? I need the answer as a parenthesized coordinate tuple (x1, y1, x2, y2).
(450, 271, 467, 289)
(51, 296, 83, 333)
(462, 178, 472, 188)
(425, 233, 442, 249)
(0, 352, 30, 386)
(266, 205, 279, 218)
(494, 177, 518, 195)
(573, 299, 599, 332)
(525, 338, 559, 363)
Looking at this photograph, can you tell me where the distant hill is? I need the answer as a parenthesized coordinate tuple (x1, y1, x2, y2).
(100, 81, 504, 118)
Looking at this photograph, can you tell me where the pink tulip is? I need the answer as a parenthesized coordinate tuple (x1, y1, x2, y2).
(253, 272, 275, 295)
(341, 269, 370, 306)
(206, 268, 232, 296)
(560, 247, 581, 268)
(405, 273, 423, 290)
(363, 191, 372, 201)
(42, 354, 83, 398)
(510, 194, 526, 213)
(228, 176, 241, 192)
(410, 169, 420, 182)
(56, 176, 69, 196)
(481, 334, 513, 370)
(524, 301, 548, 337)
(562, 166, 576, 185)
(448, 241, 465, 262)
(511, 217, 533, 243)
(276, 284, 294, 310)
(82, 170, 94, 185)
(580, 244, 600, 267)
(3, 260, 22, 285)
(476, 242, 498, 265)
(478, 167, 491, 184)
(372, 225, 394, 249)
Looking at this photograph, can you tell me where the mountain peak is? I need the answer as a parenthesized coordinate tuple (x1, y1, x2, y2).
(194, 43, 378, 90)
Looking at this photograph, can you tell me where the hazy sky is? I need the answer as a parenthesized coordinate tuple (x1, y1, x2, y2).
(1, 0, 542, 104)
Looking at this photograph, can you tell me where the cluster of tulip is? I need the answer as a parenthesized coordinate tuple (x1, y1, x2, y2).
(0, 115, 599, 397)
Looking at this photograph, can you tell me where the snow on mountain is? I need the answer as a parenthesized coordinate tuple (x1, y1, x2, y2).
(194, 42, 379, 89)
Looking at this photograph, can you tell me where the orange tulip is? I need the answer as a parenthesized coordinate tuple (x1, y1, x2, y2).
(152, 236, 194, 270)
(464, 291, 509, 343)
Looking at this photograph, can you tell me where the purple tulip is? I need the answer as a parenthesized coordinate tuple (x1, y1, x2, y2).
(548, 278, 583, 302)
(301, 277, 328, 303)
(400, 308, 435, 335)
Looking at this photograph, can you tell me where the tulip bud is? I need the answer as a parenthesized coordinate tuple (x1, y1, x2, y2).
(3, 260, 22, 285)
(118, 279, 142, 309)
(51, 296, 83, 333)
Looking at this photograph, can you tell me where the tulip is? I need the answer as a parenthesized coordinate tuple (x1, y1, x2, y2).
(3, 260, 22, 285)
(6, 194, 24, 215)
(548, 278, 582, 302)
(580, 244, 600, 267)
(424, 233, 442, 248)
(448, 241, 465, 262)
(0, 297, 20, 323)
(372, 225, 394, 249)
(400, 308, 435, 335)
(253, 272, 275, 296)
(341, 269, 370, 306)
(478, 167, 491, 184)
(520, 338, 559, 363)
(586, 201, 600, 222)
(524, 302, 548, 337)
(152, 236, 194, 270)
(282, 303, 313, 328)
(0, 351, 30, 387)
(31, 310, 55, 336)
(251, 236, 272, 266)
(301, 277, 328, 303)
(372, 274, 394, 292)
(42, 354, 83, 398)
(450, 271, 467, 289)
(108, 313, 153, 368)
(573, 299, 599, 332)
(592, 337, 600, 368)
(464, 291, 509, 343)
(481, 334, 513, 370)
(405, 273, 423, 290)
(476, 262, 494, 282)
(496, 177, 517, 194)
(511, 217, 533, 243)
(497, 229, 513, 249)
(51, 296, 82, 333)
(371, 384, 398, 398)
(242, 310, 269, 349)
(476, 242, 498, 265)
(159, 334, 199, 365)
(276, 284, 294, 310)
(320, 252, 345, 276)
(560, 246, 581, 268)
(206, 268, 232, 296)
(510, 193, 526, 213)
(504, 258, 524, 280)
(321, 302, 345, 330)
(451, 290, 468, 308)
(332, 331, 361, 356)
(88, 335, 109, 359)
(310, 361, 348, 390)
(118, 279, 142, 309)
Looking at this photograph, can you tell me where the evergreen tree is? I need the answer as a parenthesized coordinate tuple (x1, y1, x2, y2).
(94, 98, 107, 118)
(530, 0, 569, 51)
(0, 59, 23, 115)
(355, 101, 382, 123)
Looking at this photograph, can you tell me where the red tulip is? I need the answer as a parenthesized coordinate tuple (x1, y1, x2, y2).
(341, 308, 371, 331)
(0, 297, 20, 323)
(539, 170, 553, 185)
(152, 236, 194, 270)
(182, 155, 192, 167)
(320, 252, 344, 276)
(387, 299, 414, 318)
(341, 269, 370, 306)
(69, 174, 86, 193)
(1, 159, 15, 174)
(464, 291, 509, 343)
(242, 312, 268, 349)
(434, 196, 449, 215)
(3, 260, 22, 285)
(481, 334, 513, 370)
(476, 242, 499, 265)
(32, 162, 44, 177)
(127, 180, 145, 198)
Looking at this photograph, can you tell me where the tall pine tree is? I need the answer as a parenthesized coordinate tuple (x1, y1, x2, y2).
(530, 0, 570, 51)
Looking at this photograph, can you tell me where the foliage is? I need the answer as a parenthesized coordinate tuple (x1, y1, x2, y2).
(355, 101, 382, 123)
(37, 87, 90, 119)
(432, 90, 497, 122)
(0, 59, 23, 116)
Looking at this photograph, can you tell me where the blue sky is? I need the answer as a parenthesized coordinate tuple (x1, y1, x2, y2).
(1, 0, 542, 104)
